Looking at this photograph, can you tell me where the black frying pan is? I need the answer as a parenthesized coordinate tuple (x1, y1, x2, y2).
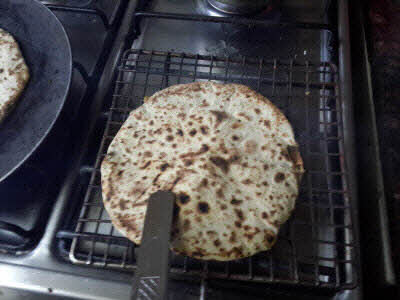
(0, 0, 72, 181)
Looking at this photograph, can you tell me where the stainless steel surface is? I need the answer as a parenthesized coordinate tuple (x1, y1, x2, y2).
(0, 0, 361, 299)
(206, 0, 270, 15)
(133, 0, 327, 59)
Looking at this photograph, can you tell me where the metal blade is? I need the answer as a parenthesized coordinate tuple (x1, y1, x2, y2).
(131, 191, 175, 300)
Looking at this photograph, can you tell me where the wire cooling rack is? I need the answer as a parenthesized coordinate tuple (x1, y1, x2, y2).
(65, 49, 357, 289)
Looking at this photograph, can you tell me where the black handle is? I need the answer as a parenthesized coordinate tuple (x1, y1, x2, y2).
(0, 221, 31, 251)
(131, 191, 175, 300)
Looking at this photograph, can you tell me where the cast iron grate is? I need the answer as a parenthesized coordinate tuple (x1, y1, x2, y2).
(68, 49, 357, 289)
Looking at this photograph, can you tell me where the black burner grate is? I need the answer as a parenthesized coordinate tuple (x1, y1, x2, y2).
(66, 49, 357, 289)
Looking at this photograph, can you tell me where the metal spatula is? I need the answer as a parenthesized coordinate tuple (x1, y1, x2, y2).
(131, 191, 175, 300)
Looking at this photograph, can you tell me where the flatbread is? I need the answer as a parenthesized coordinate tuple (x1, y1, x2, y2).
(0, 28, 29, 124)
(101, 82, 303, 261)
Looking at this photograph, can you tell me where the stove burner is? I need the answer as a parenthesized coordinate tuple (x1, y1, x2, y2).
(198, 0, 278, 17)
(206, 0, 272, 15)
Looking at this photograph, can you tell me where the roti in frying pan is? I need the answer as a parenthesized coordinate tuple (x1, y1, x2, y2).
(0, 28, 29, 124)
(101, 82, 304, 261)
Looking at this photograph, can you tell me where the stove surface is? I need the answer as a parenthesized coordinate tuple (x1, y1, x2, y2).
(133, 0, 329, 60)
(0, 1, 361, 300)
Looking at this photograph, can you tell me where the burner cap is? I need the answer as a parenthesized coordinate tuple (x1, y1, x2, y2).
(207, 0, 271, 15)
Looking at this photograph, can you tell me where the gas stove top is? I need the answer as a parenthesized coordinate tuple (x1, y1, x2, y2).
(0, 1, 362, 299)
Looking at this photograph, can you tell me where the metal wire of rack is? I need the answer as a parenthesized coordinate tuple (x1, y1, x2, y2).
(63, 49, 357, 290)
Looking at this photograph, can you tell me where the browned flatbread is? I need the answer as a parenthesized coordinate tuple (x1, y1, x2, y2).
(101, 82, 303, 261)
(0, 28, 29, 124)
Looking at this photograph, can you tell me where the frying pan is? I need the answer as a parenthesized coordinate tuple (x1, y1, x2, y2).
(0, 0, 72, 181)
